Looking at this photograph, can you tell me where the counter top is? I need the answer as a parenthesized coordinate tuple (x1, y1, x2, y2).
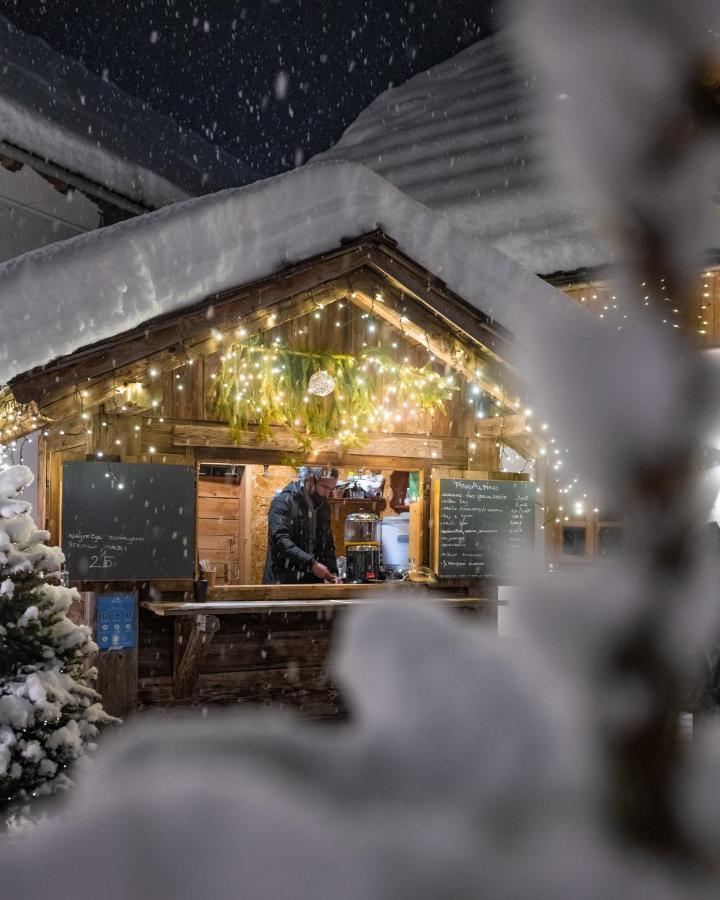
(206, 582, 446, 602)
(142, 580, 501, 617)
(141, 596, 499, 617)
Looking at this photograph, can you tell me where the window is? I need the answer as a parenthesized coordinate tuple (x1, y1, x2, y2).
(562, 526, 587, 558)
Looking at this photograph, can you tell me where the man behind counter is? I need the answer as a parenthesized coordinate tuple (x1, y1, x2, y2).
(262, 466, 340, 584)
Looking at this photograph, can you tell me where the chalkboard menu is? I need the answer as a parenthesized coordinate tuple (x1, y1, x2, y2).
(62, 462, 196, 580)
(435, 478, 534, 579)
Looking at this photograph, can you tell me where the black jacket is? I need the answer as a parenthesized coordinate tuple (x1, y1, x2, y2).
(262, 481, 338, 584)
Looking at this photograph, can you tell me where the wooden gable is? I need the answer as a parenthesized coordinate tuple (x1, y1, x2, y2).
(3, 231, 539, 459)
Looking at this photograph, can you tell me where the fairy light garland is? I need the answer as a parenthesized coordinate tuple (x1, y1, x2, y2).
(211, 338, 467, 451)
(569, 269, 720, 339)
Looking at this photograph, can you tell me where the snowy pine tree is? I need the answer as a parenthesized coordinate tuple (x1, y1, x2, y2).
(0, 464, 113, 807)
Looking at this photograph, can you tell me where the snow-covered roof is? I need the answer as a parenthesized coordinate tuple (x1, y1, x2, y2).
(312, 33, 616, 276)
(0, 160, 571, 387)
(0, 15, 255, 209)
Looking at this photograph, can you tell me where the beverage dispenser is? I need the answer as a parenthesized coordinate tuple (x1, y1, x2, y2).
(344, 512, 381, 582)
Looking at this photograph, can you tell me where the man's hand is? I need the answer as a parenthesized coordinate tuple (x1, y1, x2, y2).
(312, 561, 339, 583)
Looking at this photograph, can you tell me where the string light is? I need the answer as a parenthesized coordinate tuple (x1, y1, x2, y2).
(214, 334, 460, 449)
(13, 274, 717, 553)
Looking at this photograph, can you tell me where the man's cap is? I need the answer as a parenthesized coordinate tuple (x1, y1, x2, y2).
(298, 465, 339, 481)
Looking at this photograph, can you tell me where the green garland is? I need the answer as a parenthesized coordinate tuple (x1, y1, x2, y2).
(211, 338, 459, 451)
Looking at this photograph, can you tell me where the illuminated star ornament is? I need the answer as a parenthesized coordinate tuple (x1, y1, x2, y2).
(307, 370, 335, 396)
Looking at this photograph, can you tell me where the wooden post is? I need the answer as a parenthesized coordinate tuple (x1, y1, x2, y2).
(36, 430, 48, 532)
(92, 591, 139, 718)
(240, 465, 253, 583)
(478, 578, 499, 627)
(173, 614, 221, 699)
(408, 470, 425, 569)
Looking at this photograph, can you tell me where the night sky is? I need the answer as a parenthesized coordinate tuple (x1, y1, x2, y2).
(0, 1, 497, 176)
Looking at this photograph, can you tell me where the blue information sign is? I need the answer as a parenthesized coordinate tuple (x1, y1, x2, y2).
(96, 592, 137, 652)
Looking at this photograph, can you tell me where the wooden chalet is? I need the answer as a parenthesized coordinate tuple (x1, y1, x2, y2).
(1, 228, 547, 719)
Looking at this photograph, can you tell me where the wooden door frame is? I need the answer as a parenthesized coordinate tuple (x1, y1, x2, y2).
(195, 458, 251, 584)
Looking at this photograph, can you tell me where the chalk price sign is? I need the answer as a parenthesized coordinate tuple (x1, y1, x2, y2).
(65, 533, 146, 572)
(436, 478, 534, 579)
(61, 461, 196, 580)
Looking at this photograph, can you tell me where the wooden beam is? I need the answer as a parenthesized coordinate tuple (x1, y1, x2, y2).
(208, 582, 453, 601)
(36, 430, 47, 530)
(473, 414, 527, 439)
(365, 243, 514, 364)
(192, 445, 456, 471)
(469, 414, 545, 460)
(469, 439, 500, 471)
(173, 614, 221, 699)
(239, 465, 253, 585)
(349, 286, 514, 408)
(0, 392, 49, 440)
(408, 470, 425, 568)
(349, 267, 514, 371)
(504, 433, 546, 460)
(173, 422, 468, 466)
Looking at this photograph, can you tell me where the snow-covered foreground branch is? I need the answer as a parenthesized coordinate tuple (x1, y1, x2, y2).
(0, 601, 691, 899)
(510, 0, 720, 863)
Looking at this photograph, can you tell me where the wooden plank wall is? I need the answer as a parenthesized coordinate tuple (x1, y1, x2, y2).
(197, 473, 244, 583)
(136, 598, 488, 718)
(138, 606, 347, 719)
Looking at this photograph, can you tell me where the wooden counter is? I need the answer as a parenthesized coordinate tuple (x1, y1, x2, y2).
(137, 584, 496, 714)
(81, 580, 427, 598)
(205, 581, 475, 602)
(142, 581, 499, 617)
(118, 580, 497, 720)
(141, 580, 495, 619)
(142, 596, 495, 615)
